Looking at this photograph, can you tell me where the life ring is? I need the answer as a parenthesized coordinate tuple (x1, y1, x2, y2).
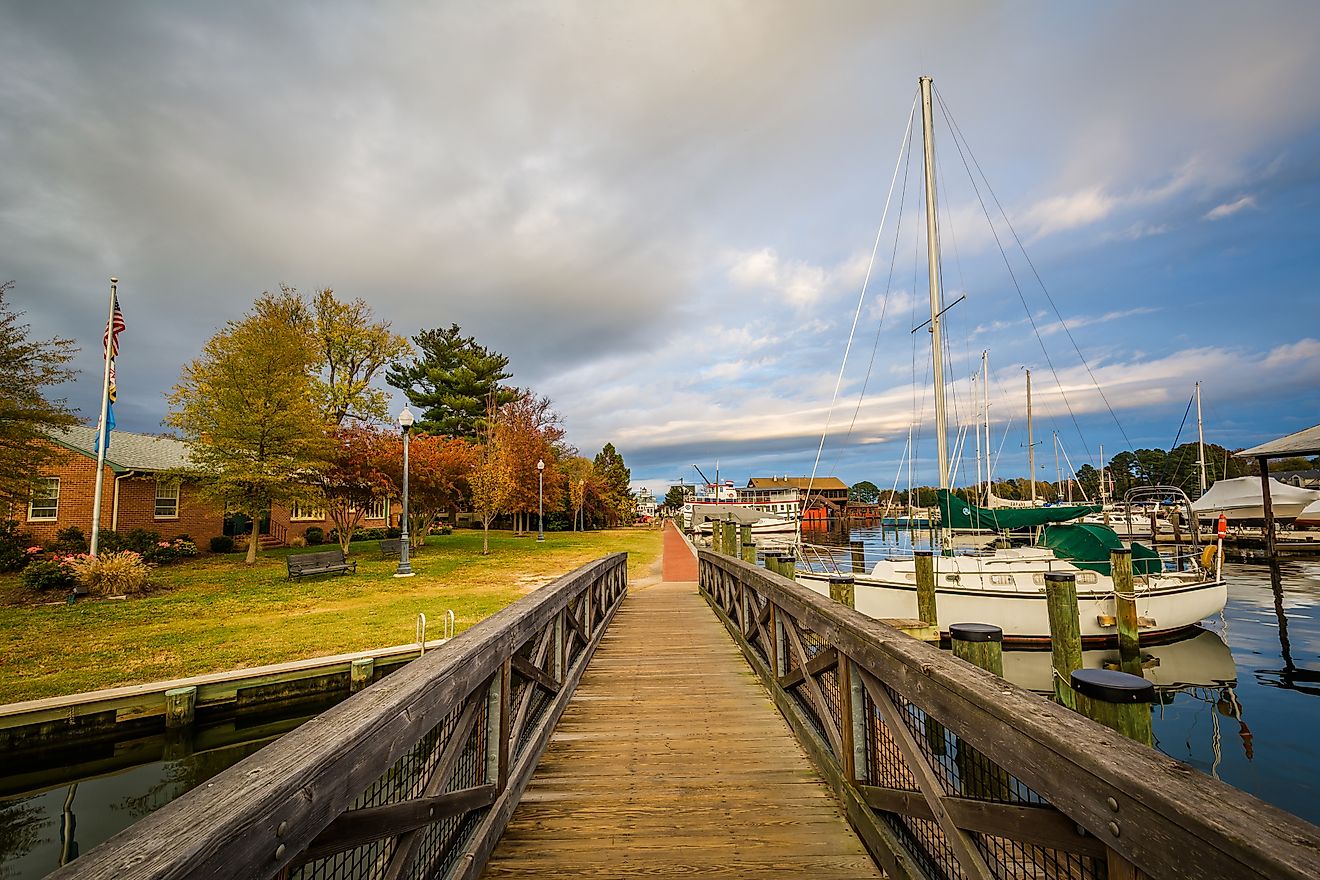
(1201, 544, 1218, 571)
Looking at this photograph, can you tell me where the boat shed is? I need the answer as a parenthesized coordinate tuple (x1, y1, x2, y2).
(1236, 422, 1320, 557)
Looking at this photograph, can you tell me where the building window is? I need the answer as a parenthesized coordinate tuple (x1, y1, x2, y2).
(364, 496, 388, 520)
(28, 477, 59, 521)
(290, 501, 327, 522)
(155, 480, 180, 519)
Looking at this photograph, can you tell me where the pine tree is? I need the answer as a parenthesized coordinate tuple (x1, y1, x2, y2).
(386, 324, 516, 438)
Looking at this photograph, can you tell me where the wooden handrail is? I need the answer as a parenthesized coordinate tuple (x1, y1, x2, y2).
(699, 549, 1320, 880)
(51, 553, 628, 880)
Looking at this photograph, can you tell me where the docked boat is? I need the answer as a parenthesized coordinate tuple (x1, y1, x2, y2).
(1297, 500, 1320, 530)
(1190, 476, 1320, 523)
(793, 76, 1226, 643)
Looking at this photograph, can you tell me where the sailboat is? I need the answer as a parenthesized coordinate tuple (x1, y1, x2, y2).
(793, 76, 1227, 643)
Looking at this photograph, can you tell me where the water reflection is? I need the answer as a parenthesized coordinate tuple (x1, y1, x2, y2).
(0, 695, 344, 879)
(815, 523, 1320, 823)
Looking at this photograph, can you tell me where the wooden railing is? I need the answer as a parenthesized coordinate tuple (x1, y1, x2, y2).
(698, 549, 1320, 880)
(52, 553, 628, 880)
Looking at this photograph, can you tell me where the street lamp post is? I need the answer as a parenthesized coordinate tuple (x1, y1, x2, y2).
(537, 459, 545, 542)
(394, 407, 415, 577)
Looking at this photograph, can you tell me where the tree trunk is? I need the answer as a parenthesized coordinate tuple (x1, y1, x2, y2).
(482, 519, 490, 555)
(246, 515, 259, 565)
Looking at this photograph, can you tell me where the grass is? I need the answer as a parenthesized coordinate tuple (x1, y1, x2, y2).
(0, 527, 662, 704)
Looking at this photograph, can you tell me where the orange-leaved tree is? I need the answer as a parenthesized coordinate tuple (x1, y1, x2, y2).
(314, 425, 393, 556)
(377, 432, 478, 549)
(498, 390, 566, 534)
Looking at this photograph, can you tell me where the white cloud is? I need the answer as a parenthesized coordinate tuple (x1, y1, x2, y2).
(1204, 195, 1257, 220)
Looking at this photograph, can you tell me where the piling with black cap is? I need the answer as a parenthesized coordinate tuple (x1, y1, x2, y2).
(913, 550, 937, 628)
(1070, 668, 1154, 746)
(950, 623, 1003, 676)
(1045, 572, 1082, 710)
(949, 623, 1012, 799)
(828, 574, 855, 609)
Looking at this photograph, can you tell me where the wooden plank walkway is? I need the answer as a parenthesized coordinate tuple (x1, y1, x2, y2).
(481, 575, 882, 878)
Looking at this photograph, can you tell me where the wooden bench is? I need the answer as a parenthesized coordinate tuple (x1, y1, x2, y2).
(379, 538, 402, 559)
(286, 549, 357, 579)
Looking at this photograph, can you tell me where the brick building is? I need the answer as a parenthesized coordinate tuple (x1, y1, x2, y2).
(20, 426, 223, 545)
(19, 427, 397, 547)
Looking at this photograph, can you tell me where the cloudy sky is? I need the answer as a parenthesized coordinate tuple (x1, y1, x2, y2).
(4, 1, 1319, 496)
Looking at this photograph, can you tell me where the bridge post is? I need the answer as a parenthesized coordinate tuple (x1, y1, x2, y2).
(554, 609, 565, 682)
(486, 661, 511, 791)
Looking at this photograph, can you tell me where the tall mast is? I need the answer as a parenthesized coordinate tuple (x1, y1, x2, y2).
(919, 75, 950, 491)
(1026, 368, 1036, 505)
(1196, 381, 1207, 496)
(974, 375, 983, 504)
(982, 351, 991, 504)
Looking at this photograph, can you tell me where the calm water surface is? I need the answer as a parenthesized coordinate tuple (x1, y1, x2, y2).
(829, 524, 1320, 822)
(3, 537, 1319, 876)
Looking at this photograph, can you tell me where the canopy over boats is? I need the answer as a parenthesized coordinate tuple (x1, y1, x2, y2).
(1190, 477, 1320, 522)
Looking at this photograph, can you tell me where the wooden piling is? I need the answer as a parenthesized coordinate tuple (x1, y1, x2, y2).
(710, 520, 722, 553)
(1110, 549, 1142, 675)
(741, 524, 757, 564)
(828, 574, 855, 609)
(949, 623, 1010, 798)
(949, 623, 1003, 676)
(913, 551, 937, 628)
(850, 540, 865, 574)
(1070, 668, 1154, 746)
(1045, 572, 1082, 710)
(724, 518, 738, 556)
(164, 686, 196, 729)
(350, 657, 374, 693)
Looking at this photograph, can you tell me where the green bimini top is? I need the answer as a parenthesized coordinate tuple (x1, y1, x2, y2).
(937, 490, 1100, 531)
(1042, 523, 1164, 576)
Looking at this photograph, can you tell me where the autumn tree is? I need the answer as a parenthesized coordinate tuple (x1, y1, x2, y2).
(167, 291, 330, 563)
(386, 324, 517, 438)
(307, 288, 411, 426)
(314, 425, 392, 555)
(0, 282, 79, 509)
(379, 433, 478, 548)
(469, 399, 515, 555)
(592, 443, 634, 527)
(497, 390, 567, 534)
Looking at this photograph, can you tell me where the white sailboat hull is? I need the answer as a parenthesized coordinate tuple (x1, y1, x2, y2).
(795, 549, 1226, 643)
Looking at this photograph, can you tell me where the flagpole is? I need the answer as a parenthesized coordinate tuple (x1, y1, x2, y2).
(89, 277, 118, 558)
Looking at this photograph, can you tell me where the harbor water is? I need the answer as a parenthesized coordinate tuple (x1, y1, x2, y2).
(809, 523, 1320, 822)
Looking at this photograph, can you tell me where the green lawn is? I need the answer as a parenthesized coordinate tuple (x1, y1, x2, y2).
(0, 528, 662, 704)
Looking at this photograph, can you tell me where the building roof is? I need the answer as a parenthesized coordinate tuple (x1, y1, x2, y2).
(49, 426, 194, 474)
(1237, 423, 1320, 459)
(746, 476, 849, 491)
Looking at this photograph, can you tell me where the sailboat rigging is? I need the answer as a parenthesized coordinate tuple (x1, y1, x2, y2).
(794, 76, 1227, 643)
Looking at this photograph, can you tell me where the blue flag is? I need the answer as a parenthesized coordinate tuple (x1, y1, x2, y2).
(94, 401, 114, 454)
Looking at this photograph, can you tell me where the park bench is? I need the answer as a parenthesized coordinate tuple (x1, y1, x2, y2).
(286, 549, 357, 579)
(379, 538, 402, 559)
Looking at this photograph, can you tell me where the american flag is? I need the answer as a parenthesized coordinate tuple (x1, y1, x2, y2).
(104, 294, 125, 403)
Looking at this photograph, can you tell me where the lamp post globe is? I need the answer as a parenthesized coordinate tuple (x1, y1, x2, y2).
(537, 458, 546, 542)
(394, 407, 415, 577)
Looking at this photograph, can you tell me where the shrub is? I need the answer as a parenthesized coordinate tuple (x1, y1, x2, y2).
(386, 526, 402, 539)
(52, 526, 88, 554)
(96, 530, 125, 552)
(0, 520, 35, 572)
(21, 557, 80, 592)
(121, 528, 163, 554)
(303, 526, 324, 545)
(287, 536, 306, 548)
(67, 551, 151, 596)
(209, 535, 236, 553)
(143, 537, 199, 565)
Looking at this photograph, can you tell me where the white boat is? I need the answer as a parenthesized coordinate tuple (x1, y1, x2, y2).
(793, 76, 1225, 643)
(1297, 500, 1320, 530)
(1191, 476, 1320, 523)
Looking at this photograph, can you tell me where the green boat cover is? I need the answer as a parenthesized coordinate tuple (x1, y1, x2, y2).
(1041, 523, 1164, 576)
(937, 490, 1100, 531)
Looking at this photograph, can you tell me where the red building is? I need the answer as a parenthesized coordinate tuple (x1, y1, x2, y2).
(19, 427, 396, 547)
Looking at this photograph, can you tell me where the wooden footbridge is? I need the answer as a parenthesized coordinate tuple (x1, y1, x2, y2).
(51, 525, 1320, 880)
